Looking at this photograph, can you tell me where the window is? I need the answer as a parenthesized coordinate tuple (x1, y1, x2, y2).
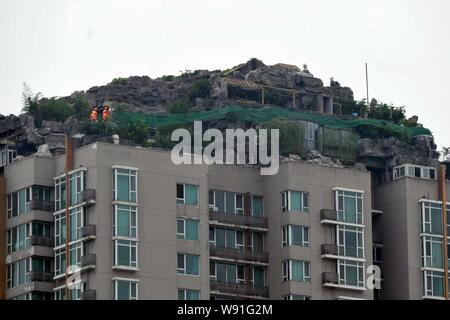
(283, 295, 311, 300)
(282, 260, 310, 282)
(32, 222, 52, 238)
(393, 164, 437, 181)
(69, 242, 86, 271)
(235, 194, 244, 214)
(424, 270, 444, 298)
(69, 206, 86, 241)
(337, 225, 364, 258)
(55, 177, 66, 211)
(336, 190, 363, 225)
(114, 280, 138, 300)
(422, 236, 443, 269)
(32, 257, 52, 277)
(209, 190, 249, 214)
(338, 260, 364, 288)
(55, 248, 66, 277)
(69, 170, 85, 206)
(114, 240, 138, 268)
(54, 283, 86, 301)
(7, 258, 30, 289)
(211, 228, 236, 249)
(422, 202, 444, 235)
(252, 266, 265, 287)
(282, 225, 309, 247)
(176, 184, 199, 206)
(114, 205, 137, 238)
(251, 196, 264, 217)
(7, 223, 31, 253)
(7, 187, 32, 217)
(177, 254, 199, 276)
(178, 289, 200, 300)
(55, 213, 66, 247)
(212, 262, 237, 283)
(113, 168, 137, 203)
(281, 191, 308, 213)
(177, 218, 199, 240)
(55, 243, 86, 276)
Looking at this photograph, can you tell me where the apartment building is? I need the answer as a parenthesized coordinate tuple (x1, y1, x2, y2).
(373, 163, 450, 300)
(0, 140, 422, 300)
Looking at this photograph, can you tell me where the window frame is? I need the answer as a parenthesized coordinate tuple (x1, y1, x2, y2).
(113, 167, 138, 204)
(281, 191, 309, 213)
(114, 239, 138, 269)
(113, 204, 138, 238)
(177, 253, 200, 276)
(176, 218, 199, 241)
(113, 278, 139, 300)
(337, 259, 365, 288)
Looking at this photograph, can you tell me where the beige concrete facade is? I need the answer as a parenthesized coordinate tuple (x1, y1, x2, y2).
(2, 142, 382, 300)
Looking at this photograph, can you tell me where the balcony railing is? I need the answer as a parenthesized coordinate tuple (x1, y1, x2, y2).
(81, 189, 96, 204)
(322, 272, 339, 285)
(80, 225, 96, 238)
(320, 209, 337, 222)
(29, 199, 54, 212)
(209, 245, 268, 263)
(209, 211, 268, 229)
(321, 244, 338, 256)
(210, 280, 269, 298)
(81, 254, 96, 268)
(29, 271, 53, 282)
(30, 235, 53, 247)
(81, 290, 96, 300)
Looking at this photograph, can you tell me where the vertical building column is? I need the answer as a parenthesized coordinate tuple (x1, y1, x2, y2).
(438, 164, 448, 300)
(65, 136, 74, 300)
(316, 95, 324, 113)
(0, 176, 6, 300)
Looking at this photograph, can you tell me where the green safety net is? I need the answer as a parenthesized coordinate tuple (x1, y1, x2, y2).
(112, 105, 432, 139)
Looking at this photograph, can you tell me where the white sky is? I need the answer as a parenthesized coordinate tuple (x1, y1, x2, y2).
(1, 0, 449, 148)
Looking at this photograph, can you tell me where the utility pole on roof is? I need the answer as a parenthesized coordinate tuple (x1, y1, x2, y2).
(365, 62, 370, 118)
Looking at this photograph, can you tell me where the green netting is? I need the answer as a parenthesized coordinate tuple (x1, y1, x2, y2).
(112, 105, 431, 140)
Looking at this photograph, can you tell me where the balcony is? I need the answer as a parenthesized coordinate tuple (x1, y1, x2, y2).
(81, 290, 96, 300)
(81, 189, 96, 205)
(29, 271, 53, 282)
(80, 225, 96, 239)
(81, 254, 96, 269)
(209, 211, 268, 229)
(30, 235, 53, 247)
(210, 281, 269, 298)
(322, 272, 339, 285)
(320, 209, 337, 224)
(29, 199, 54, 212)
(209, 245, 268, 264)
(321, 244, 338, 256)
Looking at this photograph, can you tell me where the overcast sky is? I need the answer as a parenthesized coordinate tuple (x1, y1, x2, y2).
(1, 0, 449, 148)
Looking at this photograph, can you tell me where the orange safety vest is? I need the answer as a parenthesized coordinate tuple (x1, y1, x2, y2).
(102, 109, 109, 121)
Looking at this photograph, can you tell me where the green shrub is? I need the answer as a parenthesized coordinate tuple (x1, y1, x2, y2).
(188, 79, 211, 102)
(110, 77, 127, 86)
(168, 100, 190, 114)
(161, 75, 175, 81)
(262, 119, 305, 157)
(225, 110, 240, 123)
(72, 95, 90, 120)
(38, 98, 74, 123)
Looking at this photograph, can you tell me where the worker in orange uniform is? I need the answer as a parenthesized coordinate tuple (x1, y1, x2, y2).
(90, 107, 98, 122)
(102, 106, 110, 121)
